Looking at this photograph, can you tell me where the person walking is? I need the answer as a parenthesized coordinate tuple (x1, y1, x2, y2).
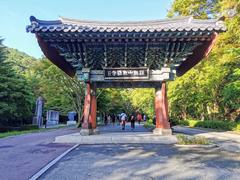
(107, 114, 111, 124)
(130, 113, 135, 130)
(117, 114, 120, 125)
(111, 114, 116, 125)
(153, 115, 156, 125)
(137, 113, 142, 125)
(104, 114, 108, 125)
(120, 112, 127, 130)
(143, 114, 147, 122)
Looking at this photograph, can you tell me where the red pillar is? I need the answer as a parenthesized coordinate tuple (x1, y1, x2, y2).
(80, 82, 92, 135)
(80, 82, 99, 135)
(153, 81, 172, 135)
(89, 84, 97, 130)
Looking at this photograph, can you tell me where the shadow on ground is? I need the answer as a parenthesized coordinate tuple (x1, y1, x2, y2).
(40, 143, 240, 180)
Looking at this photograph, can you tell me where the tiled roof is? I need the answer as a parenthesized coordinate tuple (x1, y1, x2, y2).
(26, 16, 226, 33)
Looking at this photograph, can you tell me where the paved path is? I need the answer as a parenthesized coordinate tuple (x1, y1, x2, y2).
(173, 126, 240, 153)
(40, 143, 240, 180)
(100, 122, 148, 133)
(0, 127, 78, 180)
(3, 124, 240, 179)
(55, 123, 177, 144)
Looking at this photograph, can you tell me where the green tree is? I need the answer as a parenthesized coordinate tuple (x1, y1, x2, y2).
(97, 88, 134, 115)
(32, 58, 85, 122)
(0, 38, 34, 126)
(128, 89, 155, 119)
(168, 0, 240, 121)
(168, 0, 219, 19)
(6, 48, 37, 76)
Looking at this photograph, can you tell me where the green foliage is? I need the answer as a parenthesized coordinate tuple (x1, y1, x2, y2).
(0, 39, 35, 126)
(168, 0, 219, 18)
(168, 0, 240, 121)
(98, 88, 155, 119)
(6, 48, 37, 76)
(170, 118, 189, 126)
(222, 68, 240, 110)
(128, 89, 155, 119)
(175, 119, 240, 132)
(176, 134, 210, 145)
(31, 58, 85, 120)
(144, 119, 155, 130)
(1, 44, 85, 127)
(97, 89, 134, 115)
(20, 124, 38, 131)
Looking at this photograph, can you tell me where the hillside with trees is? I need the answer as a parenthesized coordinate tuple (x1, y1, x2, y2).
(0, 40, 34, 127)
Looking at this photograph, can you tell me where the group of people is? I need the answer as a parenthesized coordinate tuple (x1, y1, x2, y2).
(104, 114, 117, 125)
(104, 112, 147, 131)
(119, 112, 146, 130)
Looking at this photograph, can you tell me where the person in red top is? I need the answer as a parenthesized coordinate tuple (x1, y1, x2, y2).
(137, 113, 142, 125)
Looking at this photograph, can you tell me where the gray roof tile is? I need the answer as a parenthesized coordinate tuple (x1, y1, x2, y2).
(26, 16, 226, 33)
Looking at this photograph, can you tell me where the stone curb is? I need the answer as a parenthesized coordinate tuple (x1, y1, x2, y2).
(29, 144, 79, 180)
(174, 144, 218, 148)
(54, 133, 178, 144)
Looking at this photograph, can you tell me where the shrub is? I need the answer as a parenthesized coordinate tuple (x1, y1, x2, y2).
(187, 119, 198, 127)
(169, 118, 189, 126)
(176, 134, 210, 145)
(144, 119, 155, 129)
(179, 120, 190, 126)
(195, 120, 236, 131)
(233, 123, 240, 131)
(20, 124, 39, 131)
(173, 118, 240, 132)
(0, 124, 39, 133)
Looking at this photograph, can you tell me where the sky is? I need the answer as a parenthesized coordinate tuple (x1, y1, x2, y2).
(0, 0, 173, 58)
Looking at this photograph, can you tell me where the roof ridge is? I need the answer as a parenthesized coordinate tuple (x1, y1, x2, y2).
(59, 16, 193, 25)
(30, 15, 62, 25)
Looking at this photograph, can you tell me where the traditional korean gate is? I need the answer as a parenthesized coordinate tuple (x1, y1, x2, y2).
(27, 16, 225, 135)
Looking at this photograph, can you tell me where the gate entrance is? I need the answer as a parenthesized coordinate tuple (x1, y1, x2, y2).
(27, 16, 225, 135)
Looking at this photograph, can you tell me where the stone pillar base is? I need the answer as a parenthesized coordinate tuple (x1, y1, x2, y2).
(80, 129, 93, 136)
(153, 128, 172, 135)
(67, 121, 77, 126)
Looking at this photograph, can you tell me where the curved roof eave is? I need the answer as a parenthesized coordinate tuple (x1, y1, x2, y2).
(27, 15, 226, 33)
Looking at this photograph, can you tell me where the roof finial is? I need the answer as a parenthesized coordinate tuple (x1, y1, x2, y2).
(59, 16, 63, 22)
(30, 16, 37, 22)
(187, 16, 193, 24)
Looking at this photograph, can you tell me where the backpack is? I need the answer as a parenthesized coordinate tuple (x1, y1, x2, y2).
(121, 113, 126, 121)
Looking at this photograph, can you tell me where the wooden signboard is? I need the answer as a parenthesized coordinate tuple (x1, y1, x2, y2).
(104, 67, 149, 80)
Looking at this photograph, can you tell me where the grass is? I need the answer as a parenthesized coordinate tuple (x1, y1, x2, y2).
(176, 134, 210, 145)
(0, 124, 68, 138)
(0, 129, 47, 138)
